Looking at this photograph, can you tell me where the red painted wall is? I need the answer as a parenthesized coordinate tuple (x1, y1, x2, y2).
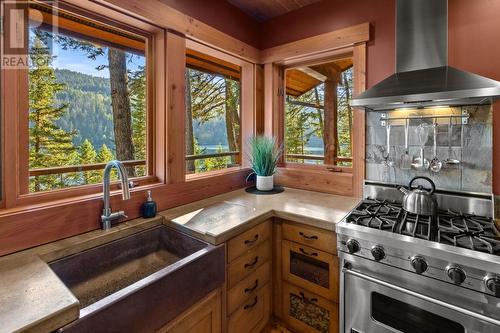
(159, 0, 260, 48)
(260, 0, 396, 89)
(448, 0, 500, 195)
(168, 0, 499, 194)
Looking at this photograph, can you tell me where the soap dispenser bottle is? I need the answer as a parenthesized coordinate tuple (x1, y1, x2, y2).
(141, 190, 157, 218)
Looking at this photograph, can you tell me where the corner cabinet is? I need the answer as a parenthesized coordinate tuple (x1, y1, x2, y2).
(157, 289, 222, 333)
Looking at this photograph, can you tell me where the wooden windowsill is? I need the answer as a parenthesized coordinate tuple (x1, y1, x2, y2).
(185, 166, 251, 182)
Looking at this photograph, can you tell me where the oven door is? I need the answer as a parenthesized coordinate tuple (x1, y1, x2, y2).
(343, 267, 500, 333)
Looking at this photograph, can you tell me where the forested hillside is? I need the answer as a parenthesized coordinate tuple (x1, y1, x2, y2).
(55, 69, 115, 150)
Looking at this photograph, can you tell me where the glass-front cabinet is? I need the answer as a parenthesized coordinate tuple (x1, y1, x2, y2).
(282, 239, 339, 301)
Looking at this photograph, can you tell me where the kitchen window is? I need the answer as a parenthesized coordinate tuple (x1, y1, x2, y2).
(22, 3, 152, 193)
(284, 59, 353, 167)
(185, 48, 242, 175)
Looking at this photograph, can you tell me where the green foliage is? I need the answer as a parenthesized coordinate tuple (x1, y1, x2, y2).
(285, 67, 353, 166)
(248, 136, 282, 176)
(28, 27, 148, 192)
(29, 36, 77, 192)
(205, 145, 231, 171)
(129, 66, 147, 176)
(78, 139, 100, 184)
(185, 67, 241, 174)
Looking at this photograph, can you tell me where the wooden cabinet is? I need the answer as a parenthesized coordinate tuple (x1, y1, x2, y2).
(282, 240, 339, 302)
(228, 283, 271, 333)
(158, 289, 221, 333)
(282, 223, 336, 254)
(225, 220, 272, 333)
(279, 220, 339, 333)
(228, 221, 271, 262)
(227, 261, 271, 315)
(228, 239, 271, 288)
(282, 282, 338, 333)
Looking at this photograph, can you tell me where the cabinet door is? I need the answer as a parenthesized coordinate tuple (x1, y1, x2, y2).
(282, 240, 339, 302)
(158, 289, 221, 333)
(283, 282, 338, 333)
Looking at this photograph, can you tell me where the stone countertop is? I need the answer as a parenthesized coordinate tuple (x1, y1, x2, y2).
(0, 187, 358, 333)
(161, 187, 359, 244)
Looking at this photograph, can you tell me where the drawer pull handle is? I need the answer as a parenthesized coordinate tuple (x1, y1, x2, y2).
(299, 232, 318, 240)
(244, 234, 259, 245)
(244, 279, 259, 293)
(244, 296, 258, 310)
(299, 247, 318, 257)
(299, 291, 318, 303)
(244, 256, 259, 269)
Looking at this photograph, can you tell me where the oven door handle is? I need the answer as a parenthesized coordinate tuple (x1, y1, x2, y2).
(343, 267, 500, 327)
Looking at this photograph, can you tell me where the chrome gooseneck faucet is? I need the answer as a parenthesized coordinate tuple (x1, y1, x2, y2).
(101, 160, 131, 230)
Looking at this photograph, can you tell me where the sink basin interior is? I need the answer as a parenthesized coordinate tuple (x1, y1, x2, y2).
(49, 225, 207, 308)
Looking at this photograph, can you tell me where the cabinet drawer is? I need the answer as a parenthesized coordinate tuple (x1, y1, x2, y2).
(227, 261, 270, 315)
(282, 240, 339, 302)
(228, 283, 271, 333)
(227, 220, 271, 263)
(282, 222, 336, 254)
(228, 240, 271, 288)
(282, 282, 338, 333)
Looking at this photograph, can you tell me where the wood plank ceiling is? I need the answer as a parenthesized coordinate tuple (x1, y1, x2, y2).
(226, 0, 322, 21)
(286, 58, 353, 97)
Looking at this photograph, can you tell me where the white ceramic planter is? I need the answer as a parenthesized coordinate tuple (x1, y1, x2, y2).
(256, 175, 274, 191)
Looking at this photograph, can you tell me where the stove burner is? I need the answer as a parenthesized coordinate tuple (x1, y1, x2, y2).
(398, 211, 433, 240)
(346, 199, 403, 231)
(346, 200, 499, 254)
(438, 211, 500, 254)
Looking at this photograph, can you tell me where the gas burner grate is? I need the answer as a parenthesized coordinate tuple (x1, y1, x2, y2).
(346, 199, 403, 231)
(397, 211, 433, 240)
(438, 210, 500, 254)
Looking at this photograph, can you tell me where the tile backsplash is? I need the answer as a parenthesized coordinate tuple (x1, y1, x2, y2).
(365, 105, 492, 193)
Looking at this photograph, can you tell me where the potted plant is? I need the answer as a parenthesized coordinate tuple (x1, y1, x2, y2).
(248, 136, 282, 191)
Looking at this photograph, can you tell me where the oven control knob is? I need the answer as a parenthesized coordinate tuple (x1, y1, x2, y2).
(447, 265, 466, 285)
(346, 239, 360, 254)
(371, 245, 385, 261)
(410, 256, 428, 274)
(484, 275, 500, 296)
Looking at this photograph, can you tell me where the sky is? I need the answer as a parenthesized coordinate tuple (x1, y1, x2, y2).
(29, 28, 145, 78)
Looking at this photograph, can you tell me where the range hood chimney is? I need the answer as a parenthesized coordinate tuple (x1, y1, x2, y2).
(351, 0, 500, 111)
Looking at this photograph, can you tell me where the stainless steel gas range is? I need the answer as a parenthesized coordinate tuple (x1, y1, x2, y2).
(336, 181, 500, 333)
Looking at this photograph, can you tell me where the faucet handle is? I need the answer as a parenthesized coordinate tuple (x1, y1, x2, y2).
(116, 210, 128, 219)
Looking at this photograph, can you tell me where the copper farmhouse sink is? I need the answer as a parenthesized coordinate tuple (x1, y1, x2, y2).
(49, 225, 224, 333)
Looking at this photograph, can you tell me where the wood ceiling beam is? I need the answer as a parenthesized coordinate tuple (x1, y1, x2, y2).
(295, 66, 327, 82)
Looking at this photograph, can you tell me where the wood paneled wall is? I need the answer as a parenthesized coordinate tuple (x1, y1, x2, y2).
(0, 0, 368, 256)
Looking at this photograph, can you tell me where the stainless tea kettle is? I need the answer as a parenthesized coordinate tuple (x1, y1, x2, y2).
(398, 176, 438, 216)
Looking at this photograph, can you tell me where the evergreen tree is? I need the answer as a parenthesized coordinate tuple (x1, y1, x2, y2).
(96, 144, 117, 180)
(129, 66, 146, 176)
(29, 36, 76, 191)
(79, 139, 99, 184)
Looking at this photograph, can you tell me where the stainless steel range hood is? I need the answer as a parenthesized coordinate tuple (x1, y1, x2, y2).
(351, 0, 500, 111)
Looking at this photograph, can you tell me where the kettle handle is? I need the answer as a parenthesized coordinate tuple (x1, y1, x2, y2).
(408, 176, 435, 194)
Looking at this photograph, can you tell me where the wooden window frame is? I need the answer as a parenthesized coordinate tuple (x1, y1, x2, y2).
(262, 24, 369, 197)
(2, 0, 166, 208)
(283, 55, 354, 169)
(184, 39, 255, 181)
